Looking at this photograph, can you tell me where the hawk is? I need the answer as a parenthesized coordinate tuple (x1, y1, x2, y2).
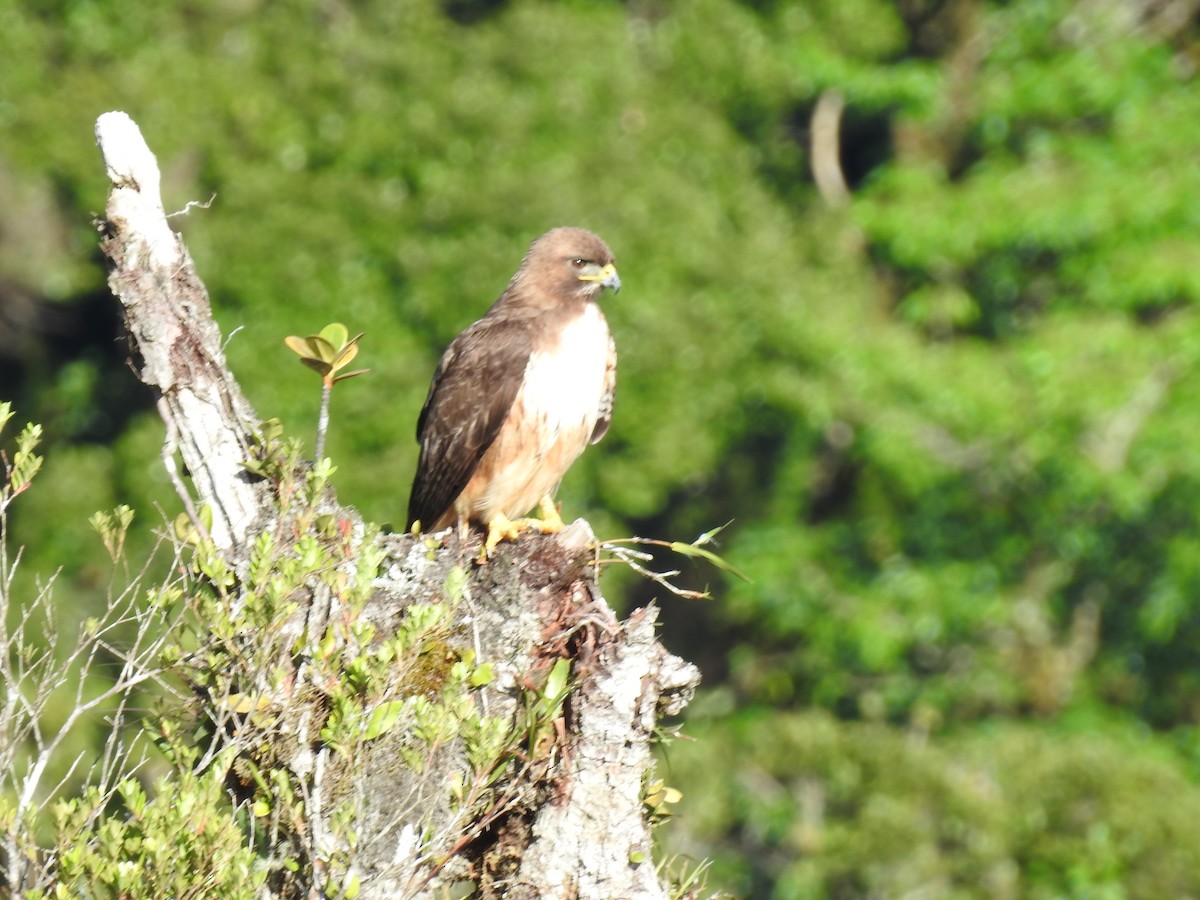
(407, 227, 620, 556)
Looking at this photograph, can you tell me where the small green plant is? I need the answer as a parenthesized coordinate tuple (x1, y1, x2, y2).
(0, 403, 43, 511)
(643, 776, 683, 826)
(657, 853, 722, 900)
(284, 322, 369, 461)
(90, 504, 136, 563)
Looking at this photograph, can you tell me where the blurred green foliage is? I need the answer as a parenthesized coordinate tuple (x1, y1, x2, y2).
(5, 0, 1200, 894)
(670, 708, 1200, 897)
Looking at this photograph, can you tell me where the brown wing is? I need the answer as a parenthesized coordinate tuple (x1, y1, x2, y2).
(590, 330, 617, 444)
(407, 315, 534, 530)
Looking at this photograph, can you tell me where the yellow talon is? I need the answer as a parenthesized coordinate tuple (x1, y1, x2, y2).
(482, 512, 522, 559)
(532, 495, 564, 534)
(478, 498, 566, 560)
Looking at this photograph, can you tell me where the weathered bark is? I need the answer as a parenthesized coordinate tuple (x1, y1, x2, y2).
(94, 111, 699, 899)
(511, 605, 700, 899)
(97, 111, 269, 551)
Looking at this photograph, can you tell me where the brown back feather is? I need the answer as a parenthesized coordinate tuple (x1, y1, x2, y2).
(407, 315, 533, 529)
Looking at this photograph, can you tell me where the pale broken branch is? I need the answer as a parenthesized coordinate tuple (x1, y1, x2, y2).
(94, 110, 270, 551)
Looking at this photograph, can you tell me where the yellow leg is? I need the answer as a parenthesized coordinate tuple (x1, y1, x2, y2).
(482, 512, 524, 559)
(530, 495, 564, 534)
(478, 498, 565, 560)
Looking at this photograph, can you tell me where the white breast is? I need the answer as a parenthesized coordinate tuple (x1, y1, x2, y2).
(520, 302, 611, 453)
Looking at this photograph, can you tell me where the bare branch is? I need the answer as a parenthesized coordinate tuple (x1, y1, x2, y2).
(95, 110, 270, 551)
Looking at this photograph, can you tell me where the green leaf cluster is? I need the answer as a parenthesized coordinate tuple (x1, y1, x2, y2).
(37, 750, 267, 900)
(285, 322, 368, 387)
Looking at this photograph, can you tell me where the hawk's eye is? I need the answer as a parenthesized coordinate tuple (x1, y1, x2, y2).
(570, 258, 587, 269)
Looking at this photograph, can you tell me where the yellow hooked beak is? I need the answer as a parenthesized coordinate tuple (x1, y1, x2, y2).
(578, 262, 621, 293)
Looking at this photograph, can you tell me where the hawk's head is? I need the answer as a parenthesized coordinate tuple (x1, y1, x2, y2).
(509, 227, 621, 310)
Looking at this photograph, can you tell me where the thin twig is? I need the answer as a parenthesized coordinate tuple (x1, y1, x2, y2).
(596, 542, 711, 600)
